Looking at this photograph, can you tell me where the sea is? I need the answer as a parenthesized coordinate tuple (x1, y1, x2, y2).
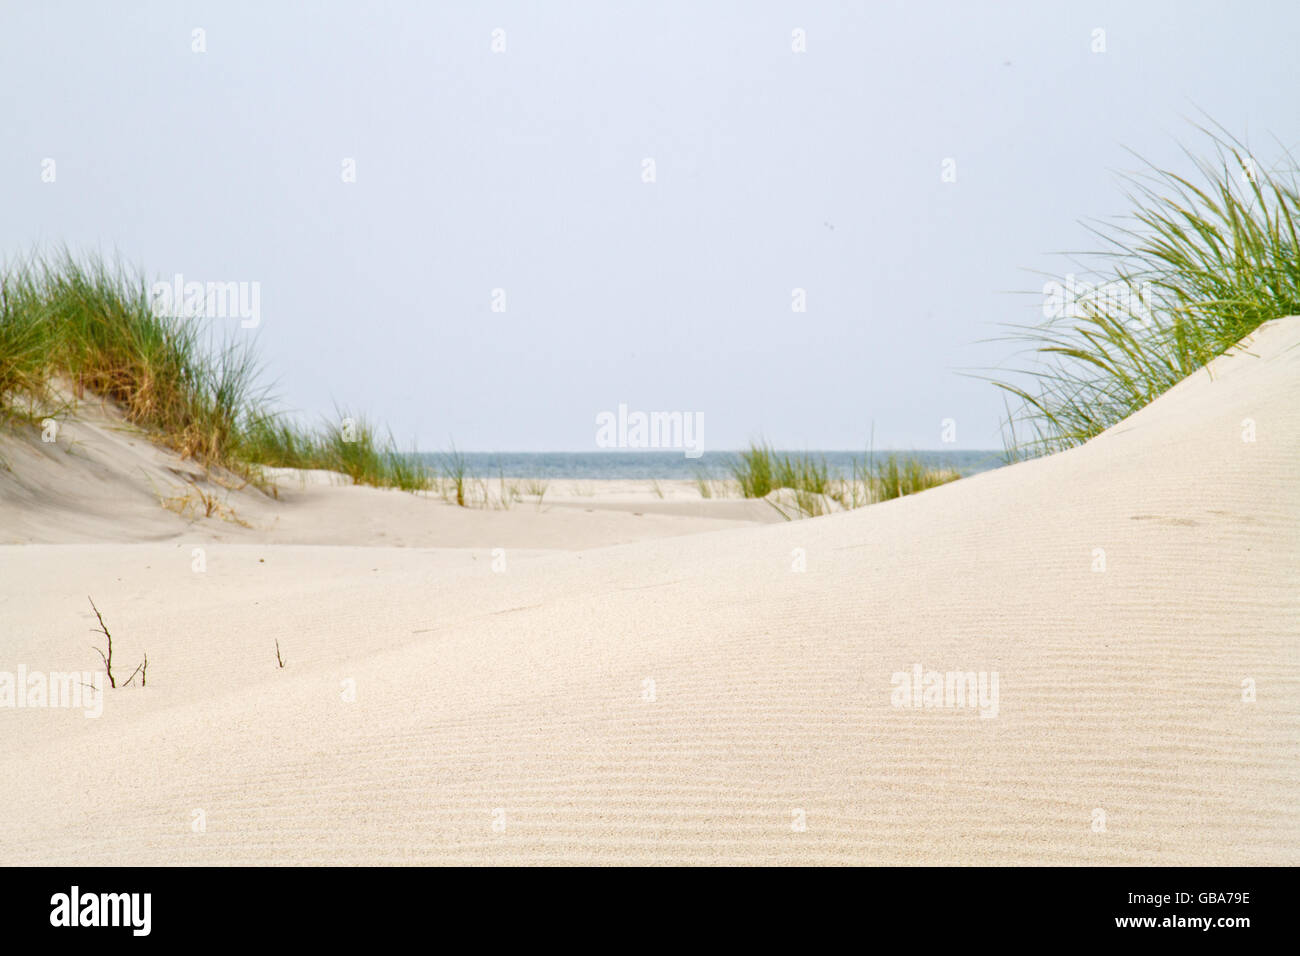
(411, 450, 1006, 480)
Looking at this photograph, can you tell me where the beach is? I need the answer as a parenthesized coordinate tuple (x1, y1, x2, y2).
(1, 317, 1295, 866)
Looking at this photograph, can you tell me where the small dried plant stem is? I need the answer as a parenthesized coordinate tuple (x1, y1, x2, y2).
(122, 652, 148, 688)
(88, 596, 116, 689)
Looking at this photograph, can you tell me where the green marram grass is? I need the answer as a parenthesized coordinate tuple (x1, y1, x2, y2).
(729, 441, 959, 517)
(729, 442, 832, 499)
(864, 453, 959, 502)
(996, 124, 1300, 458)
(0, 250, 432, 492)
(0, 250, 261, 464)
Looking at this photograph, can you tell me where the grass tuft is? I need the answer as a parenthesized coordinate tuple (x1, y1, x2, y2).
(1, 251, 431, 492)
(994, 123, 1300, 456)
(866, 453, 960, 501)
(730, 440, 958, 517)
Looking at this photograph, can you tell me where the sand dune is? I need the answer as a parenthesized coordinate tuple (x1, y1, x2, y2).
(1, 319, 1297, 865)
(0, 395, 778, 550)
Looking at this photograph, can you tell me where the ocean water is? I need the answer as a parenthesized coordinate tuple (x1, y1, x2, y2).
(412, 450, 1005, 480)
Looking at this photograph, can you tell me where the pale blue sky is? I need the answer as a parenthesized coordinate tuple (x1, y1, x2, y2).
(4, 1, 1297, 450)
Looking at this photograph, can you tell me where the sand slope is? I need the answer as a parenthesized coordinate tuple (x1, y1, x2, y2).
(1, 319, 1297, 865)
(0, 394, 777, 549)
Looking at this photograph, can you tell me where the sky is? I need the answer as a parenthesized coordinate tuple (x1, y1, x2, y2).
(3, 1, 1298, 451)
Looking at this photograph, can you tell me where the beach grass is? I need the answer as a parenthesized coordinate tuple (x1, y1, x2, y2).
(691, 466, 716, 499)
(731, 441, 778, 498)
(0, 251, 261, 463)
(866, 453, 960, 501)
(729, 442, 832, 499)
(439, 445, 471, 506)
(995, 124, 1300, 457)
(0, 250, 432, 491)
(730, 440, 957, 516)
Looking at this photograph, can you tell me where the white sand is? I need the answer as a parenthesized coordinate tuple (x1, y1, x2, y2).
(1, 319, 1297, 865)
(0, 396, 778, 550)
